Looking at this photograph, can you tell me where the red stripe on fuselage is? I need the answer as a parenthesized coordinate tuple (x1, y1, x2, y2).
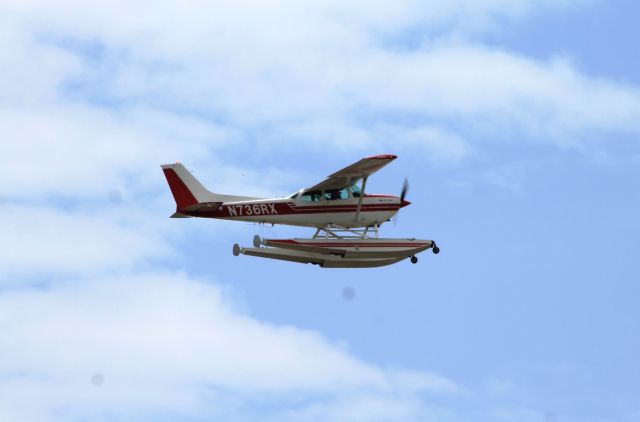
(288, 204, 398, 211)
(184, 202, 400, 218)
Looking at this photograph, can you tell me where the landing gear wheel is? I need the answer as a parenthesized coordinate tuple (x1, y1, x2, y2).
(432, 245, 440, 254)
(410, 255, 418, 264)
(232, 243, 241, 256)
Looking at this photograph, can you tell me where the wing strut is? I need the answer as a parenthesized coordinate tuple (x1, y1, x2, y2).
(354, 176, 368, 223)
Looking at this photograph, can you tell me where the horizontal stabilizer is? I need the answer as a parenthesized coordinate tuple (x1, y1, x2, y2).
(183, 201, 223, 212)
(170, 202, 222, 218)
(170, 212, 192, 218)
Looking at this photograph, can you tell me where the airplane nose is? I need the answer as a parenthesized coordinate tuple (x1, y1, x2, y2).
(401, 199, 411, 207)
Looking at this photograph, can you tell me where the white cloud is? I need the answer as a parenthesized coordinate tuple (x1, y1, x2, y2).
(0, 272, 456, 421)
(0, 205, 170, 282)
(0, 104, 226, 198)
(1, 0, 635, 181)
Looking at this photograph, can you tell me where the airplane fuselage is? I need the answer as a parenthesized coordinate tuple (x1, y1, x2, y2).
(181, 194, 406, 228)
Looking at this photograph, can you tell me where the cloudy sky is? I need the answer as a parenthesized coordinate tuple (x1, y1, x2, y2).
(1, 1, 640, 421)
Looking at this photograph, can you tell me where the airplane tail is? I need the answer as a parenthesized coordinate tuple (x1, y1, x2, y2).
(161, 163, 221, 216)
(161, 162, 263, 217)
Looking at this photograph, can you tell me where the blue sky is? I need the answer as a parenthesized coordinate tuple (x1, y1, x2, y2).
(1, 1, 640, 421)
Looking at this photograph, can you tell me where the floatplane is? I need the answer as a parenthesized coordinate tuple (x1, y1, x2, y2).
(161, 154, 439, 268)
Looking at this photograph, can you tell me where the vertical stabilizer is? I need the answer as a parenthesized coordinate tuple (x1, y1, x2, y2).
(161, 163, 217, 210)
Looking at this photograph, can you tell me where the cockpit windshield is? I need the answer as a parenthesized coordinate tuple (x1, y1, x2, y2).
(301, 190, 322, 202)
(292, 183, 361, 201)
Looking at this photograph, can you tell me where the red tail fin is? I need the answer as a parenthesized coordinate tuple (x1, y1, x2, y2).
(162, 167, 198, 210)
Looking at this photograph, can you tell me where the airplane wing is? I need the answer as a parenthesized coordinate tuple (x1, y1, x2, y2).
(305, 154, 397, 191)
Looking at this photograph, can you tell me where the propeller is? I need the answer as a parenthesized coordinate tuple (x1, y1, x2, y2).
(393, 178, 409, 226)
(400, 177, 409, 203)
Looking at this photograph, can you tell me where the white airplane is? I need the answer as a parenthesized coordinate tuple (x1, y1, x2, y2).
(161, 154, 439, 268)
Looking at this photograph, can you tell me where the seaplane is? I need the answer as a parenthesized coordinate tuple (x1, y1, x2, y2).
(161, 154, 439, 268)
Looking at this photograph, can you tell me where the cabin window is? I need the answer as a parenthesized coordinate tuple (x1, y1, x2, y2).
(324, 188, 349, 200)
(301, 190, 322, 202)
(350, 183, 362, 198)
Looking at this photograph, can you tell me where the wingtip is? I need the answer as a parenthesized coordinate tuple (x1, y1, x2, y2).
(365, 154, 397, 160)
